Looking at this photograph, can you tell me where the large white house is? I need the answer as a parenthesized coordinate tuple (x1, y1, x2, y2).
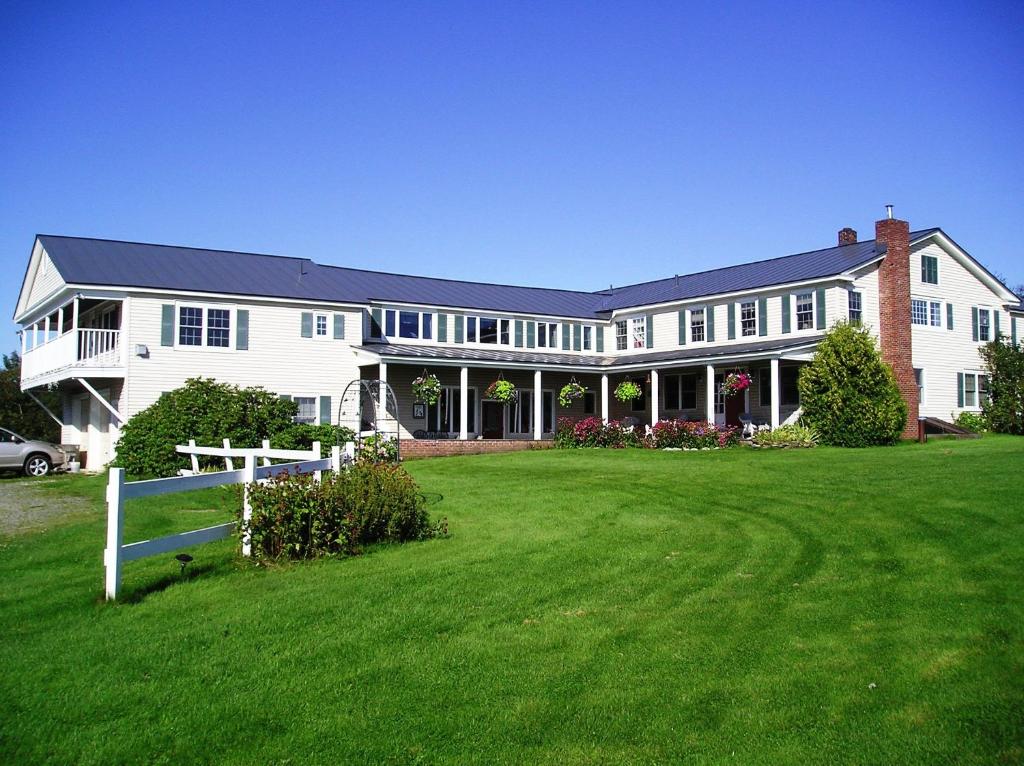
(13, 208, 1023, 467)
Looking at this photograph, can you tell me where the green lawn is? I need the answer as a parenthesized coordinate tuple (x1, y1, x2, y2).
(1, 438, 1023, 765)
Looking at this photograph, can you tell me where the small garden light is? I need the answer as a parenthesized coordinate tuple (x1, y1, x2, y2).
(175, 553, 193, 576)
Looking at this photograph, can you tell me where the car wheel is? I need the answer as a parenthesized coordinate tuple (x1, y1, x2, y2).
(24, 454, 51, 477)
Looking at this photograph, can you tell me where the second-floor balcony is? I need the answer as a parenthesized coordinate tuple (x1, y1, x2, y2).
(21, 327, 125, 388)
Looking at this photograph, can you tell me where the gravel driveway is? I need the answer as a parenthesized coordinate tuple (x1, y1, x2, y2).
(0, 479, 95, 536)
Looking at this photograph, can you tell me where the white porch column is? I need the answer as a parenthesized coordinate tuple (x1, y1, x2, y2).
(20, 329, 26, 355)
(32, 322, 38, 350)
(533, 370, 543, 440)
(600, 373, 609, 424)
(459, 366, 469, 440)
(650, 369, 659, 426)
(44, 315, 50, 344)
(705, 364, 716, 425)
(72, 296, 80, 332)
(57, 306, 64, 336)
(770, 358, 781, 429)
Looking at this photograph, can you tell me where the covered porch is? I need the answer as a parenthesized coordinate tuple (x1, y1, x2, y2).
(357, 336, 820, 444)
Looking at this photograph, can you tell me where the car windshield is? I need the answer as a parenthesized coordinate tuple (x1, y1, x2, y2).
(0, 428, 27, 443)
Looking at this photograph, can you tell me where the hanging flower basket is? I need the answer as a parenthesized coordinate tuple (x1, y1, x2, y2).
(614, 380, 642, 403)
(558, 379, 586, 407)
(485, 378, 518, 403)
(719, 371, 751, 398)
(411, 371, 442, 405)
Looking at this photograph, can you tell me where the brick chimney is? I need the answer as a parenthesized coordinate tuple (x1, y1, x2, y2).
(838, 227, 858, 245)
(875, 207, 919, 438)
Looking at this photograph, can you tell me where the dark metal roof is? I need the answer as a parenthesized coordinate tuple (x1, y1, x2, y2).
(36, 230, 941, 318)
(364, 335, 823, 368)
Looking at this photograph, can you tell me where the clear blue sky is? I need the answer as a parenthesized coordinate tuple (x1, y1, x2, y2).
(2, 1, 1022, 347)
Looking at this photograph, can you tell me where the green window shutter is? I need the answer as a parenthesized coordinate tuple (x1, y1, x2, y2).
(319, 396, 332, 425)
(758, 297, 768, 337)
(573, 323, 582, 351)
(781, 295, 791, 334)
(957, 373, 964, 408)
(437, 313, 448, 342)
(706, 305, 716, 342)
(526, 322, 535, 348)
(160, 304, 175, 346)
(994, 312, 1001, 338)
(333, 314, 345, 339)
(947, 303, 954, 331)
(677, 310, 686, 345)
(727, 303, 736, 340)
(815, 288, 826, 330)
(1012, 316, 1018, 346)
(514, 320, 523, 348)
(972, 307, 979, 341)
(236, 309, 249, 350)
(370, 308, 383, 338)
(454, 315, 464, 344)
(279, 394, 292, 402)
(646, 315, 654, 348)
(596, 325, 604, 353)
(562, 323, 570, 350)
(301, 312, 313, 338)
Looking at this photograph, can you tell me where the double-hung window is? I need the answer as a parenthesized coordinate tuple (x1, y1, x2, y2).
(583, 326, 592, 351)
(479, 317, 498, 344)
(664, 374, 697, 410)
(631, 317, 646, 349)
(962, 372, 989, 409)
(179, 306, 230, 348)
(911, 299, 928, 326)
(690, 308, 705, 343)
(929, 301, 942, 327)
(978, 309, 991, 341)
(921, 255, 939, 284)
(293, 396, 317, 424)
(740, 300, 756, 337)
(399, 311, 419, 339)
(795, 293, 814, 330)
(315, 313, 329, 337)
(848, 291, 862, 325)
(537, 321, 557, 348)
(615, 320, 628, 351)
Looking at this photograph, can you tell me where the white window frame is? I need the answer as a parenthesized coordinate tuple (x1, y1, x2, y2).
(175, 303, 234, 350)
(614, 320, 628, 351)
(911, 299, 928, 326)
(292, 395, 318, 425)
(921, 254, 939, 285)
(962, 371, 989, 410)
(978, 308, 991, 342)
(536, 321, 558, 349)
(848, 291, 862, 325)
(663, 373, 698, 411)
(795, 292, 814, 331)
(631, 317, 646, 349)
(739, 300, 757, 337)
(690, 307, 705, 343)
(426, 386, 478, 434)
(914, 368, 925, 406)
(314, 312, 330, 339)
(583, 325, 593, 351)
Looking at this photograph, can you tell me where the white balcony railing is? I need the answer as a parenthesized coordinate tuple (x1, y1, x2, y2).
(22, 328, 123, 384)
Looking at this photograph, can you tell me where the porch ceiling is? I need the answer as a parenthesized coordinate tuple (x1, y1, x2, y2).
(361, 335, 824, 371)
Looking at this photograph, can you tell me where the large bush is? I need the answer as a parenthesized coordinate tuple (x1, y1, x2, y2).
(980, 338, 1024, 434)
(271, 423, 356, 457)
(240, 462, 441, 561)
(798, 322, 908, 447)
(115, 378, 298, 476)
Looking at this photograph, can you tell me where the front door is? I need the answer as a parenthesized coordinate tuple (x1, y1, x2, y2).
(724, 390, 744, 427)
(482, 401, 505, 439)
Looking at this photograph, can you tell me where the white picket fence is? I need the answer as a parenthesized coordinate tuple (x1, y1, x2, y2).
(103, 440, 353, 600)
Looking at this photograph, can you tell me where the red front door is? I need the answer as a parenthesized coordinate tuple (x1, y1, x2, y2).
(724, 391, 744, 427)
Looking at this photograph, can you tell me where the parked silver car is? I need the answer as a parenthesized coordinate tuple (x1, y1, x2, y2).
(0, 427, 67, 477)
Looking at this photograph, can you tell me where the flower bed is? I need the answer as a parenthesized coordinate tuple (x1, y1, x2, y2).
(750, 424, 818, 448)
(555, 417, 739, 450)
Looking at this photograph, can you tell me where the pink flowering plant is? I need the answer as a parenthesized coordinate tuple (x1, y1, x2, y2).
(556, 416, 738, 450)
(650, 419, 740, 449)
(719, 372, 751, 398)
(554, 416, 643, 449)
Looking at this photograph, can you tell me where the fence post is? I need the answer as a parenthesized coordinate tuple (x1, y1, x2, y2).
(242, 454, 255, 557)
(188, 438, 200, 474)
(223, 438, 234, 471)
(331, 445, 341, 474)
(261, 439, 271, 467)
(312, 441, 322, 482)
(104, 468, 125, 600)
(343, 441, 355, 465)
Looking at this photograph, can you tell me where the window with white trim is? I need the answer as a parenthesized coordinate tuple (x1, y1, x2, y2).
(426, 386, 477, 433)
(921, 255, 938, 284)
(399, 311, 419, 339)
(911, 299, 928, 326)
(740, 300, 756, 337)
(178, 306, 231, 348)
(315, 313, 329, 337)
(615, 320, 628, 351)
(537, 321, 558, 348)
(978, 309, 991, 341)
(631, 317, 645, 348)
(293, 396, 317, 424)
(914, 368, 925, 405)
(848, 291, 862, 325)
(583, 326, 592, 351)
(664, 373, 697, 410)
(690, 308, 705, 343)
(795, 293, 814, 330)
(929, 301, 942, 327)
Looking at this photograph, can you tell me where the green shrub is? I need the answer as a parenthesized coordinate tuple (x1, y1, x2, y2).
(271, 424, 356, 457)
(240, 462, 440, 561)
(359, 433, 399, 462)
(798, 323, 908, 447)
(115, 378, 298, 477)
(554, 417, 644, 448)
(752, 424, 819, 448)
(979, 338, 1024, 435)
(953, 411, 989, 434)
(650, 419, 740, 449)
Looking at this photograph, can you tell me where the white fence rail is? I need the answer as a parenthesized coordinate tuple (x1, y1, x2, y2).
(104, 441, 347, 600)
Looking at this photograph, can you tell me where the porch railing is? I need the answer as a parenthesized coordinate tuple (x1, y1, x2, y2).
(21, 328, 123, 383)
